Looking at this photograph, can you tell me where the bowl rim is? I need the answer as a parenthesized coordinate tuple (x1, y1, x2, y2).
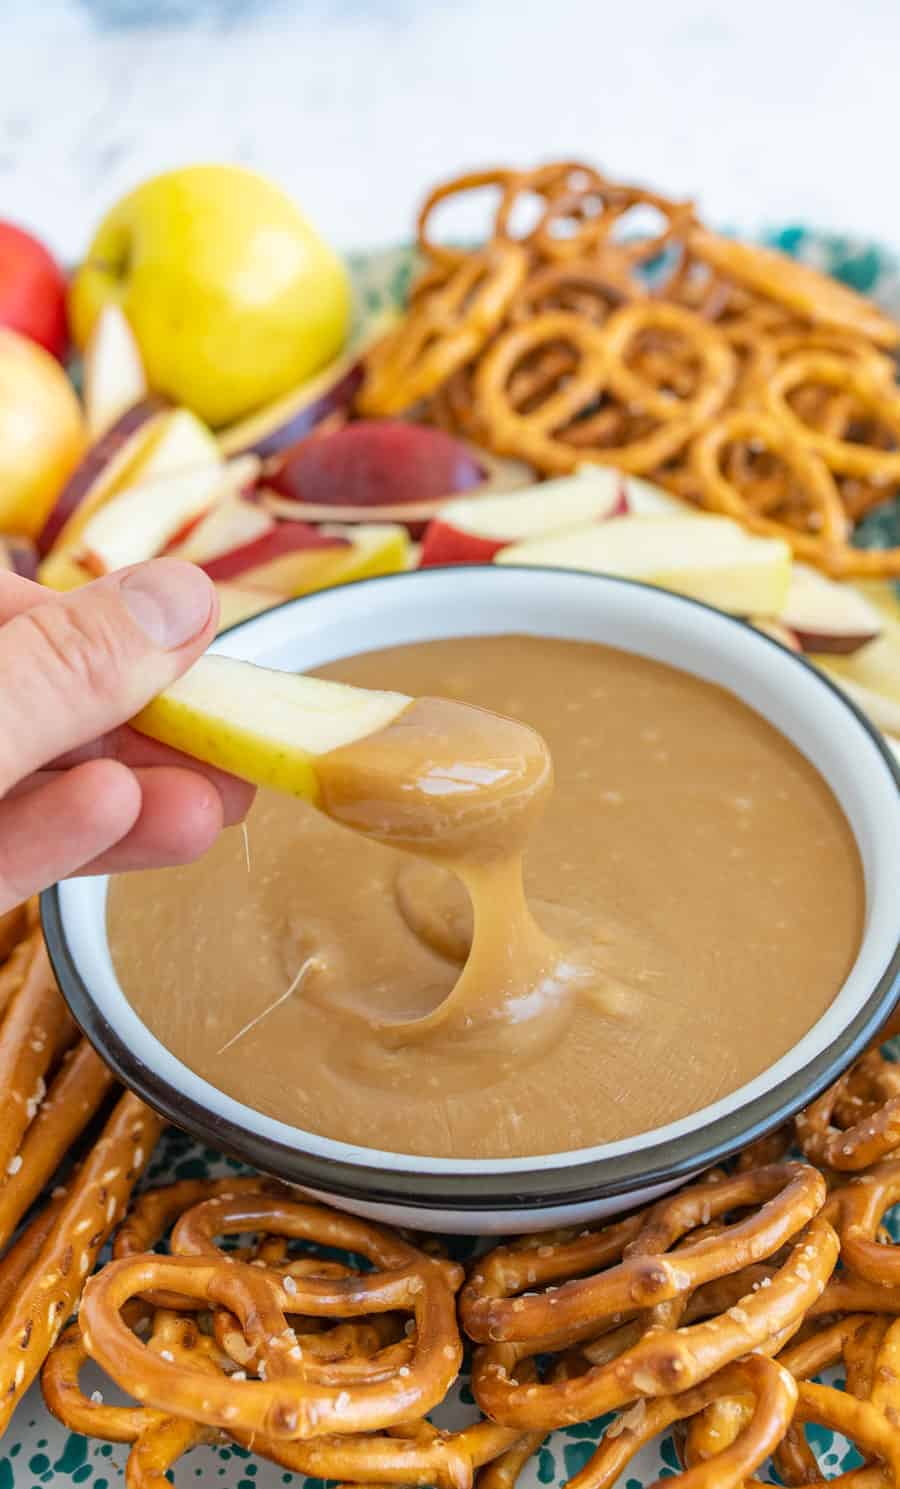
(42, 564, 900, 1213)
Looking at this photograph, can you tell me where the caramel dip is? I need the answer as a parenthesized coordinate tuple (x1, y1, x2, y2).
(108, 635, 864, 1159)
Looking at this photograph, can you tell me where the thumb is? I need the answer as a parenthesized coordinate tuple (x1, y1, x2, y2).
(0, 559, 217, 795)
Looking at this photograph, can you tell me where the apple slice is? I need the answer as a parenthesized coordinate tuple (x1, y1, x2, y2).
(203, 520, 410, 597)
(750, 618, 802, 651)
(77, 455, 260, 575)
(217, 312, 398, 460)
(37, 397, 168, 559)
(82, 304, 148, 441)
(169, 494, 274, 565)
(778, 564, 882, 656)
(132, 654, 411, 800)
(810, 599, 900, 733)
(619, 474, 695, 517)
(199, 522, 350, 589)
(497, 514, 792, 616)
(420, 468, 625, 566)
(214, 583, 278, 633)
(39, 405, 220, 583)
(0, 536, 37, 580)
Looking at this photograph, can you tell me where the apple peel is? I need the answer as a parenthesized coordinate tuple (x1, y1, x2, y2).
(132, 655, 411, 801)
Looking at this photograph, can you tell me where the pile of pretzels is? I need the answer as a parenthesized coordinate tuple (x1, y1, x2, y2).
(358, 162, 900, 579)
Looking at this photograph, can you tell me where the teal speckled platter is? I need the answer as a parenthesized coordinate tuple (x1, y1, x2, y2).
(4, 228, 900, 1489)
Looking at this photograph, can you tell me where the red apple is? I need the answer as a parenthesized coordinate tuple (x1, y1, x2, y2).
(420, 469, 626, 566)
(0, 221, 68, 360)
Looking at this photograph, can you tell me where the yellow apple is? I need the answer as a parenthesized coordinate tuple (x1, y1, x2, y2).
(69, 165, 352, 428)
(0, 328, 84, 537)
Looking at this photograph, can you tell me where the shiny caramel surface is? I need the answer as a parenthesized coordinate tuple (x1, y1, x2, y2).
(108, 635, 863, 1158)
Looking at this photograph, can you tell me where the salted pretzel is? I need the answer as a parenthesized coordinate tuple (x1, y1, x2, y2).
(465, 1166, 834, 1431)
(553, 1354, 796, 1489)
(509, 259, 638, 323)
(689, 227, 900, 347)
(0, 1038, 113, 1251)
(0, 1091, 161, 1435)
(687, 408, 900, 577)
(0, 929, 77, 1178)
(765, 351, 900, 477)
(796, 1057, 900, 1170)
(359, 243, 528, 416)
(416, 168, 526, 267)
(526, 177, 696, 269)
(80, 1239, 462, 1439)
(826, 1157, 900, 1285)
(475, 307, 734, 476)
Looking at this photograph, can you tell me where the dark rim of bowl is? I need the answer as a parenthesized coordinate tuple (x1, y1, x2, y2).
(42, 565, 900, 1213)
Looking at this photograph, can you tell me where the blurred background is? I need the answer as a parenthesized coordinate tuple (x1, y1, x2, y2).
(2, 0, 899, 259)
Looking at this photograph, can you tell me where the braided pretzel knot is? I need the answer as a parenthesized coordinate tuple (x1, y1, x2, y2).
(475, 304, 735, 475)
(358, 243, 528, 416)
(463, 1165, 834, 1431)
(796, 1061, 900, 1171)
(80, 1244, 462, 1439)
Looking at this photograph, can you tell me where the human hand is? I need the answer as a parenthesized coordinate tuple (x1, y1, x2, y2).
(0, 558, 255, 913)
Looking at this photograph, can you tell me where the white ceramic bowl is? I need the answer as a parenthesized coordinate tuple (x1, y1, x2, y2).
(43, 566, 900, 1234)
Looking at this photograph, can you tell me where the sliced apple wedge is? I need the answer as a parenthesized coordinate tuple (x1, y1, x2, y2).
(77, 455, 260, 575)
(169, 494, 274, 565)
(199, 523, 350, 590)
(40, 405, 221, 583)
(751, 618, 802, 651)
(132, 655, 411, 800)
(214, 583, 279, 633)
(778, 564, 883, 655)
(497, 514, 792, 616)
(420, 468, 624, 566)
(38, 397, 169, 559)
(82, 304, 148, 441)
(217, 312, 398, 460)
(201, 521, 410, 597)
(619, 474, 695, 516)
(810, 598, 900, 734)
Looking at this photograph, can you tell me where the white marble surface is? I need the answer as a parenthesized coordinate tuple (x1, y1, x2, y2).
(1, 0, 899, 261)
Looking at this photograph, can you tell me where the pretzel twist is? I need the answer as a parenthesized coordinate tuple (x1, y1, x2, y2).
(827, 1158, 900, 1285)
(80, 1248, 462, 1440)
(796, 1064, 900, 1170)
(359, 244, 528, 416)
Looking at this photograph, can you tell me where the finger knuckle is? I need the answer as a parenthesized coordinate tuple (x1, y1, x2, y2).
(19, 600, 128, 704)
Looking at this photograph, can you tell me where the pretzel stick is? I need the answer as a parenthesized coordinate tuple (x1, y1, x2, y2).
(0, 1191, 66, 1319)
(0, 931, 77, 1179)
(0, 1038, 114, 1250)
(0, 1091, 162, 1438)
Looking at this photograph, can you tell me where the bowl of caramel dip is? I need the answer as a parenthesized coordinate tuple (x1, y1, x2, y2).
(43, 566, 900, 1233)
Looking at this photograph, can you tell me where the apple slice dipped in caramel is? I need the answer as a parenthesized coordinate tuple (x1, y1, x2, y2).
(132, 655, 412, 801)
(420, 467, 626, 566)
(132, 655, 565, 1045)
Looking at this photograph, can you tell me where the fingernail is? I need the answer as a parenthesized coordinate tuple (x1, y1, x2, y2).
(120, 560, 214, 649)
